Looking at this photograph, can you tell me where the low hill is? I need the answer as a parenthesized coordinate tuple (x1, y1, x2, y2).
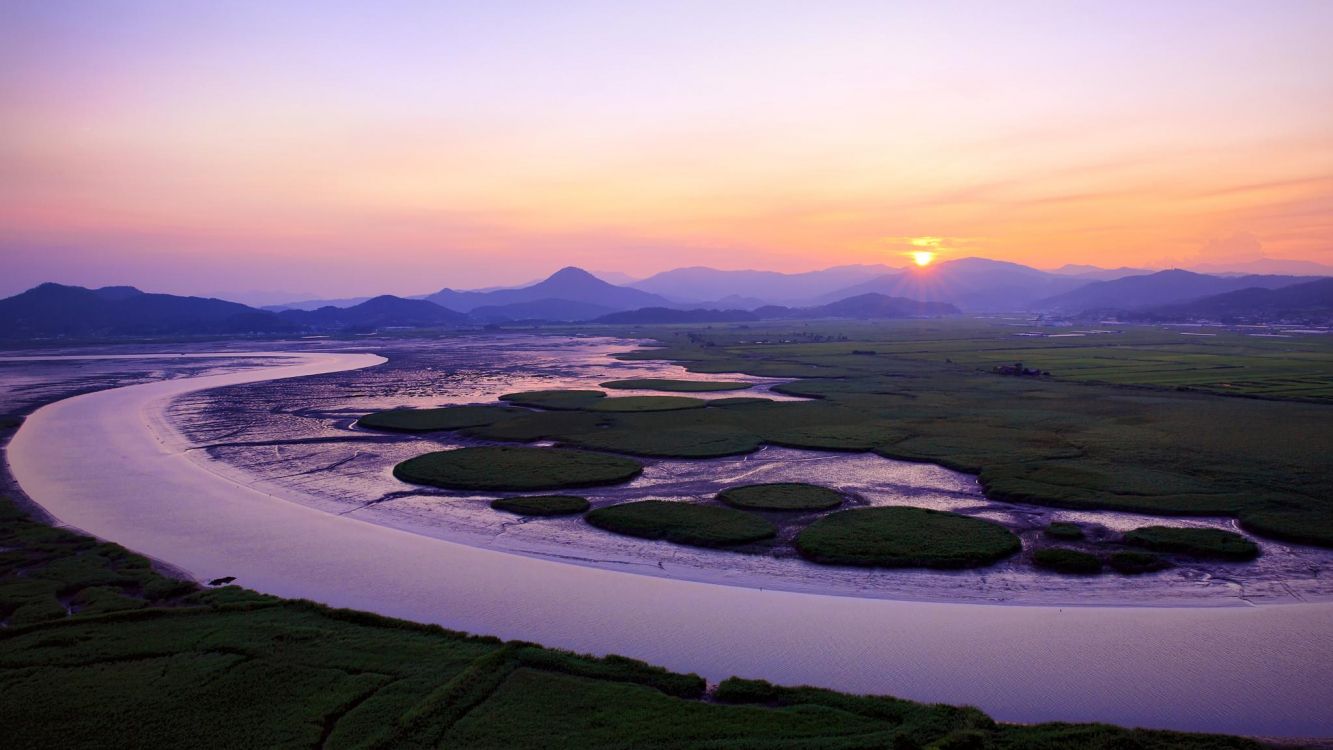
(758, 293, 959, 320)
(278, 295, 467, 330)
(591, 307, 759, 325)
(1131, 278, 1333, 323)
(1034, 269, 1319, 312)
(468, 298, 617, 323)
(590, 293, 956, 324)
(426, 267, 672, 312)
(0, 283, 295, 339)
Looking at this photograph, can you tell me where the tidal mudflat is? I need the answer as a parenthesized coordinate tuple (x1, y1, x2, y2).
(5, 341, 1333, 736)
(165, 336, 1333, 606)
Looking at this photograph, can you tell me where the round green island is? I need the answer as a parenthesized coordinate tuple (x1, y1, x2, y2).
(490, 495, 591, 516)
(1122, 526, 1259, 561)
(1032, 547, 1102, 574)
(499, 390, 607, 410)
(393, 446, 642, 491)
(587, 396, 708, 412)
(795, 506, 1021, 569)
(600, 379, 753, 392)
(585, 500, 777, 548)
(717, 483, 844, 512)
(357, 405, 523, 432)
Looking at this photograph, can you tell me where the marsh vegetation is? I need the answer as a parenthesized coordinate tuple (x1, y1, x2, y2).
(394, 446, 643, 491)
(584, 500, 777, 548)
(794, 507, 1022, 569)
(717, 483, 845, 511)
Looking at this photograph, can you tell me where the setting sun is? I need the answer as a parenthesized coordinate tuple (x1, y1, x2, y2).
(912, 251, 936, 267)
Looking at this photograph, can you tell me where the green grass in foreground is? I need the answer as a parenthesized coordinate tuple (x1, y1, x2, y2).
(1123, 526, 1260, 561)
(357, 404, 524, 432)
(795, 507, 1022, 569)
(718, 482, 845, 511)
(490, 495, 590, 516)
(394, 446, 643, 491)
(600, 378, 753, 392)
(585, 500, 777, 548)
(1032, 548, 1103, 575)
(0, 497, 1266, 748)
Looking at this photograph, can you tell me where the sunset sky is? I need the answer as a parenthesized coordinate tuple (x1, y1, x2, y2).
(2, 1, 1331, 300)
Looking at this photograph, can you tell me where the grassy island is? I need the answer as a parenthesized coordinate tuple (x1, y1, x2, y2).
(357, 404, 523, 432)
(490, 495, 591, 516)
(1109, 550, 1174, 575)
(585, 500, 777, 548)
(795, 507, 1021, 569)
(1044, 522, 1085, 541)
(1032, 547, 1103, 574)
(394, 446, 643, 491)
(499, 389, 607, 410)
(600, 378, 753, 392)
(717, 483, 845, 511)
(1123, 526, 1260, 561)
(588, 395, 709, 412)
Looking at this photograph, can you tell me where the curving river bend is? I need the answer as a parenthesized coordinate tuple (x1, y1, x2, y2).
(5, 343, 1332, 738)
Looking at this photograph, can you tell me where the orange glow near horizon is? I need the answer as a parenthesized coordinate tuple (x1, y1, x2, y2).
(1, 3, 1330, 298)
(912, 251, 936, 267)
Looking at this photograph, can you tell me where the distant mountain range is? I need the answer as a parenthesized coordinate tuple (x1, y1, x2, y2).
(1033, 269, 1316, 313)
(277, 296, 468, 331)
(5, 259, 1330, 340)
(812, 258, 1088, 311)
(424, 267, 671, 313)
(1128, 278, 1333, 323)
(0, 283, 296, 339)
(590, 293, 958, 325)
(627, 264, 898, 304)
(1046, 264, 1151, 280)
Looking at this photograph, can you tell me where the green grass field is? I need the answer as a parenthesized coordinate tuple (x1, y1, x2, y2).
(0, 496, 1267, 748)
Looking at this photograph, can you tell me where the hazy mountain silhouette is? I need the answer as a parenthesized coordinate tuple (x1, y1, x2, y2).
(591, 307, 760, 324)
(818, 258, 1086, 311)
(277, 295, 467, 330)
(1130, 278, 1333, 322)
(264, 295, 374, 312)
(0, 283, 295, 339)
(1047, 264, 1152, 280)
(1188, 258, 1333, 277)
(425, 267, 671, 312)
(468, 298, 618, 323)
(1034, 269, 1320, 312)
(629, 264, 897, 304)
(593, 293, 956, 324)
(757, 293, 959, 320)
